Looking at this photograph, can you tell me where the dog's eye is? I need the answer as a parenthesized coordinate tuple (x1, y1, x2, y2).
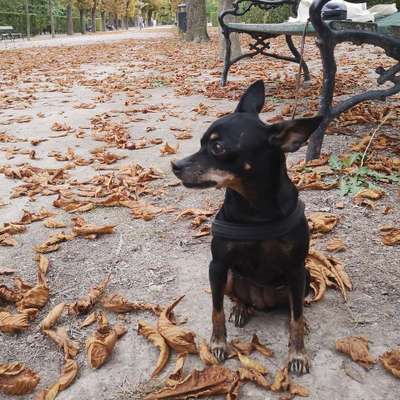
(210, 142, 225, 156)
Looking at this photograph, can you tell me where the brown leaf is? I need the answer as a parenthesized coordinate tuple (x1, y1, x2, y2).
(40, 303, 65, 330)
(237, 353, 267, 374)
(305, 249, 351, 302)
(38, 255, 49, 275)
(72, 223, 116, 236)
(290, 382, 310, 397)
(0, 285, 21, 303)
(165, 352, 188, 387)
(138, 320, 170, 378)
(270, 367, 290, 392)
(86, 315, 127, 369)
(0, 311, 29, 333)
(160, 142, 179, 156)
(157, 296, 197, 354)
(355, 188, 384, 200)
(251, 334, 274, 357)
(102, 294, 162, 315)
(326, 237, 346, 252)
(69, 275, 111, 315)
(80, 312, 97, 328)
(0, 362, 39, 395)
(238, 367, 269, 389)
(380, 348, 400, 378)
(380, 226, 400, 246)
(44, 218, 67, 229)
(308, 213, 338, 234)
(199, 338, 219, 366)
(145, 365, 238, 399)
(36, 359, 78, 400)
(173, 131, 193, 140)
(230, 338, 254, 356)
(0, 268, 15, 275)
(336, 336, 376, 369)
(43, 327, 80, 360)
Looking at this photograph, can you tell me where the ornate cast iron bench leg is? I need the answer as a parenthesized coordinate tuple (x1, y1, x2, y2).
(286, 35, 310, 82)
(306, 0, 400, 160)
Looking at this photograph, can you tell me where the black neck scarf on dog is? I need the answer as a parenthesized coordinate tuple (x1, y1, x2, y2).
(212, 200, 305, 241)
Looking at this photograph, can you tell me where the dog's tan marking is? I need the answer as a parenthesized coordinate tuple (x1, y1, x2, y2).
(209, 132, 219, 140)
(243, 162, 252, 171)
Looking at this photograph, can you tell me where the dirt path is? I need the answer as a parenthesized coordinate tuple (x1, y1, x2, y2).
(0, 29, 399, 400)
(0, 27, 172, 50)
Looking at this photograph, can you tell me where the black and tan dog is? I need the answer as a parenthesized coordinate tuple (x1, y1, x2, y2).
(171, 80, 322, 374)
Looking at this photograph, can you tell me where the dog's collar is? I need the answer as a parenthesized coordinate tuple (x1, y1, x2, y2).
(211, 200, 305, 241)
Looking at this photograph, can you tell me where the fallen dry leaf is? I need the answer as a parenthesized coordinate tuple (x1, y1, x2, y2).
(80, 312, 97, 328)
(157, 296, 197, 354)
(305, 249, 352, 302)
(35, 359, 78, 400)
(308, 213, 338, 234)
(230, 338, 254, 356)
(138, 320, 170, 378)
(354, 188, 384, 200)
(380, 348, 400, 378)
(69, 275, 111, 315)
(380, 226, 400, 246)
(238, 367, 269, 389)
(165, 352, 188, 387)
(72, 223, 116, 236)
(336, 336, 376, 369)
(43, 218, 67, 229)
(198, 338, 219, 366)
(270, 367, 290, 392)
(0, 268, 15, 275)
(145, 365, 238, 399)
(0, 362, 40, 395)
(237, 353, 267, 374)
(251, 334, 274, 358)
(0, 311, 29, 333)
(326, 237, 346, 252)
(43, 327, 80, 359)
(86, 314, 127, 369)
(40, 303, 65, 330)
(160, 142, 179, 156)
(102, 294, 162, 315)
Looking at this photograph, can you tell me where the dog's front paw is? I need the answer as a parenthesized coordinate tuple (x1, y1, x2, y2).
(287, 350, 311, 375)
(229, 303, 252, 328)
(210, 335, 228, 362)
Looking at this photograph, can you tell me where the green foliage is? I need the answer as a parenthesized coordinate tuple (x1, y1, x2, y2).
(328, 153, 400, 196)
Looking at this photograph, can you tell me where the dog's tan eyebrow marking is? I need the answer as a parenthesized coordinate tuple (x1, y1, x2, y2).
(210, 132, 219, 140)
(243, 162, 252, 171)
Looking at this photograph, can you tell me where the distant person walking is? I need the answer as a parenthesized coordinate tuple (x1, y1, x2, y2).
(138, 16, 144, 30)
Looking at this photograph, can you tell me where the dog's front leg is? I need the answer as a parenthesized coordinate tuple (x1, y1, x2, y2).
(287, 266, 310, 375)
(209, 260, 228, 361)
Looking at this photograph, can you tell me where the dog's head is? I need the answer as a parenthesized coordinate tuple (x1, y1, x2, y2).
(171, 80, 322, 192)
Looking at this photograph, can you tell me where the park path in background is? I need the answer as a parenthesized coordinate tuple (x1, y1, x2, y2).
(0, 26, 173, 50)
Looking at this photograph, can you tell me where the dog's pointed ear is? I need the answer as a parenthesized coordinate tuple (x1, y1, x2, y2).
(235, 80, 265, 114)
(268, 116, 323, 152)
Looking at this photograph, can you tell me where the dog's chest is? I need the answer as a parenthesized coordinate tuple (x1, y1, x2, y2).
(224, 240, 293, 285)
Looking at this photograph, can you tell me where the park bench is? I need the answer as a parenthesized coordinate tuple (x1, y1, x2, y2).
(0, 26, 24, 41)
(219, 0, 400, 160)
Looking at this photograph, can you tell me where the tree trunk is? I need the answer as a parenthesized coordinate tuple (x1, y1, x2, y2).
(66, 1, 73, 35)
(48, 0, 55, 38)
(79, 9, 86, 34)
(219, 0, 241, 60)
(25, 0, 31, 40)
(114, 14, 118, 30)
(185, 0, 209, 42)
(91, 1, 97, 32)
(101, 11, 106, 31)
(147, 9, 152, 26)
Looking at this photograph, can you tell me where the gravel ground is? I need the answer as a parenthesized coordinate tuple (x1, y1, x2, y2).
(0, 28, 399, 400)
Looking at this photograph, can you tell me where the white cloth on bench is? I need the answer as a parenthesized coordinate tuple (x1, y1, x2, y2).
(288, 0, 398, 23)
